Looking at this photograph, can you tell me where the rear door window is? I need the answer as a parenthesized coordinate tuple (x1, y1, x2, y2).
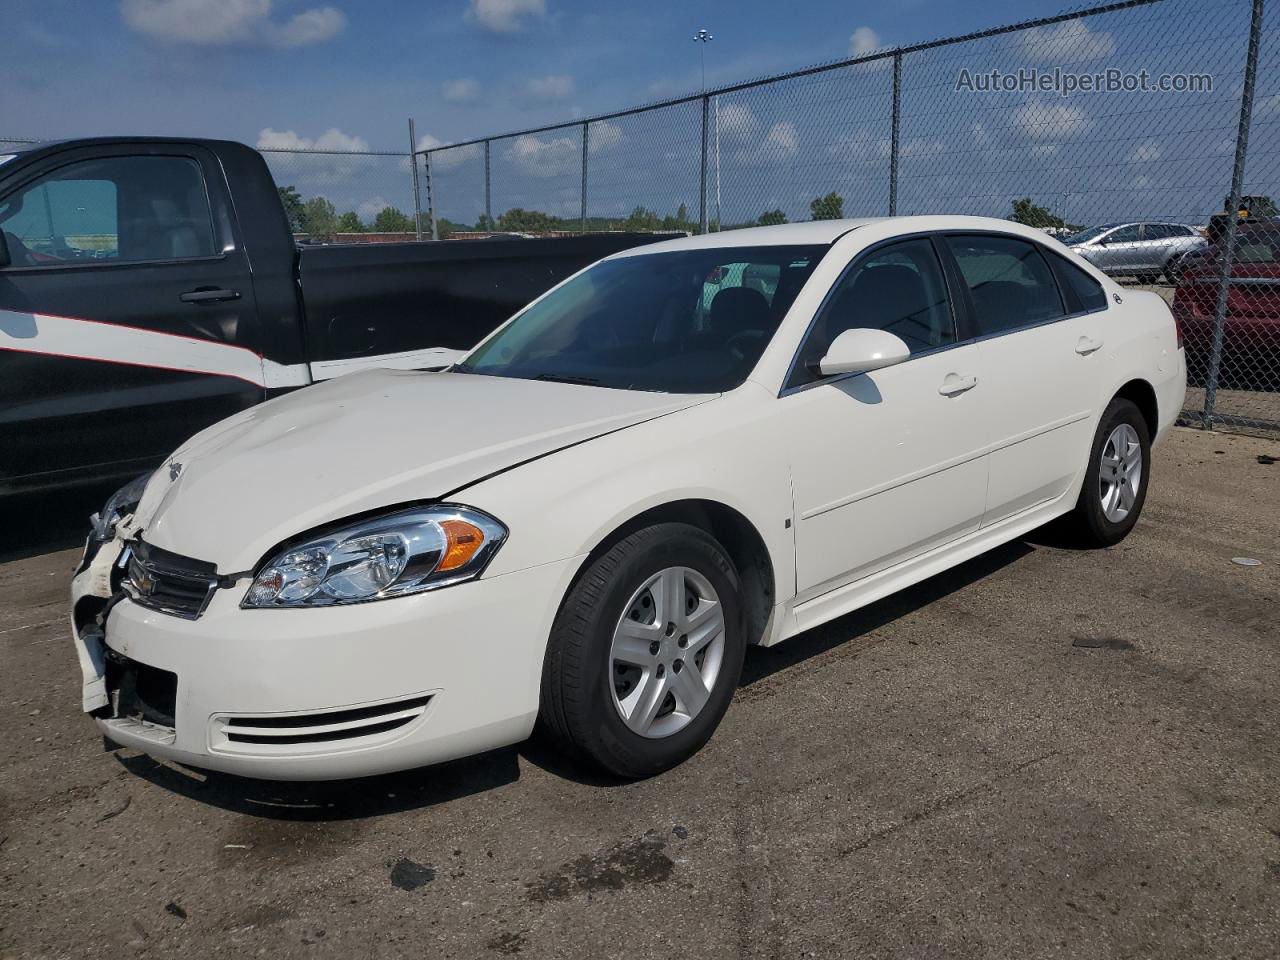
(0, 155, 216, 266)
(945, 234, 1065, 336)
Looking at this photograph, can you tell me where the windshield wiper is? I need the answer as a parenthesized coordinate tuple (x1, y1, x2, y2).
(533, 373, 601, 386)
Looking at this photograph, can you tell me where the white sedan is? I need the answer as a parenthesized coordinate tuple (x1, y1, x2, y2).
(70, 216, 1186, 780)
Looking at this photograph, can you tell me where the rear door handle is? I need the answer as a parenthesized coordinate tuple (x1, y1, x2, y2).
(939, 373, 979, 397)
(1076, 335, 1104, 355)
(180, 288, 240, 304)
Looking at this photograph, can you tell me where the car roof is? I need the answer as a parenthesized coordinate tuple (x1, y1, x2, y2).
(607, 215, 1076, 258)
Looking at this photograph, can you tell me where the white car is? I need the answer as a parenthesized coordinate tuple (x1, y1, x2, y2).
(70, 216, 1186, 781)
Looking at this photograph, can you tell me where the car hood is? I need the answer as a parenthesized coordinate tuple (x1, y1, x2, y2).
(134, 369, 709, 571)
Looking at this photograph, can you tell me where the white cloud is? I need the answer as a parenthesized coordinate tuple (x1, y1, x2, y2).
(269, 6, 345, 46)
(1010, 100, 1092, 140)
(717, 102, 759, 139)
(1130, 139, 1162, 163)
(357, 196, 390, 220)
(849, 26, 882, 57)
(413, 134, 483, 171)
(466, 0, 545, 33)
(525, 74, 574, 101)
(734, 122, 800, 165)
(256, 128, 371, 186)
(257, 127, 369, 152)
(848, 25, 891, 72)
(507, 132, 579, 178)
(1018, 20, 1115, 63)
(444, 77, 481, 103)
(587, 120, 623, 153)
(121, 0, 345, 47)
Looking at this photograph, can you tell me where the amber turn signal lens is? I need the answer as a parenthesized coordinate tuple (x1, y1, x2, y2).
(437, 519, 485, 572)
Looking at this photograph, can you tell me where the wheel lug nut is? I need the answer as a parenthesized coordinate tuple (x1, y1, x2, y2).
(656, 664, 665, 677)
(649, 641, 661, 656)
(673, 659, 683, 673)
(678, 635, 688, 648)
(665, 622, 675, 637)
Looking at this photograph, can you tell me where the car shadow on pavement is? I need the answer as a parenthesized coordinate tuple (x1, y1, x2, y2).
(111, 537, 1039, 817)
(113, 744, 524, 822)
(740, 539, 1034, 686)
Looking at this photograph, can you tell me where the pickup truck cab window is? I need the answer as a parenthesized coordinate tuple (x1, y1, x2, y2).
(0, 155, 215, 266)
(944, 233, 1064, 336)
(788, 237, 956, 389)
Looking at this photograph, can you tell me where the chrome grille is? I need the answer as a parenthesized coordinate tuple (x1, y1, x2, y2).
(124, 539, 220, 620)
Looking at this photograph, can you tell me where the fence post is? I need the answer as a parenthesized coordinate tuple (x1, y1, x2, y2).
(1205, 0, 1265, 426)
(424, 150, 439, 241)
(408, 118, 423, 241)
(484, 139, 492, 230)
(699, 95, 710, 234)
(581, 121, 589, 233)
(889, 52, 902, 216)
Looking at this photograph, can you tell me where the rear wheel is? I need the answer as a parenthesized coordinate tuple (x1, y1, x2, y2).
(1163, 255, 1184, 285)
(1063, 398, 1151, 547)
(539, 522, 745, 778)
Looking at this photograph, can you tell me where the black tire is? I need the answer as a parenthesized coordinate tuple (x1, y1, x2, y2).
(1163, 255, 1184, 285)
(539, 522, 745, 779)
(1063, 397, 1152, 547)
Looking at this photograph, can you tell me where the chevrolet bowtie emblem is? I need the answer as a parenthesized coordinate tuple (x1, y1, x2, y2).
(169, 461, 183, 481)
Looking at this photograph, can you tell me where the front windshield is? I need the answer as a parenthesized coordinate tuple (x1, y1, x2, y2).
(462, 244, 828, 393)
(1063, 225, 1114, 245)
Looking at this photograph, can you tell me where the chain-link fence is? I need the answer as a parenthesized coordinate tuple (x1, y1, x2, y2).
(418, 0, 1280, 434)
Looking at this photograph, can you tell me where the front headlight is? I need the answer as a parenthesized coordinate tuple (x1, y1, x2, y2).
(90, 472, 152, 542)
(242, 505, 508, 608)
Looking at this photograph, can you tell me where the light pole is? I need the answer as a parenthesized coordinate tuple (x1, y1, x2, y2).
(693, 28, 719, 231)
(693, 28, 712, 91)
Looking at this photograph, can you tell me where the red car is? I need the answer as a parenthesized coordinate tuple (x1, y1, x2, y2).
(1173, 219, 1280, 389)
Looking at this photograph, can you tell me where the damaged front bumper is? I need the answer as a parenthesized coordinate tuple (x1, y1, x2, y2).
(70, 528, 579, 780)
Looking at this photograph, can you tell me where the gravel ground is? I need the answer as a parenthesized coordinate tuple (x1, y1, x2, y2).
(1, 426, 1278, 960)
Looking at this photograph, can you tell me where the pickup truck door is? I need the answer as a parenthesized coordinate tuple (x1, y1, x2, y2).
(0, 143, 264, 493)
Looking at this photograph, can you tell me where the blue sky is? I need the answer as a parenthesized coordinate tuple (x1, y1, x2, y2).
(4, 0, 1274, 228)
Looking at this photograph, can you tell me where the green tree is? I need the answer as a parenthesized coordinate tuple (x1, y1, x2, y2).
(301, 196, 338, 240)
(496, 208, 558, 233)
(809, 192, 844, 221)
(1009, 197, 1068, 230)
(758, 208, 788, 226)
(278, 185, 305, 232)
(623, 206, 661, 232)
(337, 211, 364, 233)
(372, 206, 414, 232)
(475, 213, 496, 231)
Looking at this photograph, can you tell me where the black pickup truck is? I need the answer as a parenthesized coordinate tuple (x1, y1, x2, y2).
(0, 137, 664, 497)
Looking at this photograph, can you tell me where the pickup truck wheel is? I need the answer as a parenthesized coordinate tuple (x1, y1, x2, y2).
(1064, 398, 1151, 547)
(1163, 255, 1185, 285)
(539, 522, 745, 779)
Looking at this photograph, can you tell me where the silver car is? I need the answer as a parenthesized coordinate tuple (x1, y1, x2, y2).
(1064, 222, 1207, 283)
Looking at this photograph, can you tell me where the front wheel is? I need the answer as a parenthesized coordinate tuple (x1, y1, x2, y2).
(539, 522, 745, 779)
(1063, 397, 1152, 547)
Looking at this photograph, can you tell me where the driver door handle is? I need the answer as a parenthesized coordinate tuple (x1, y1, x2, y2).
(1076, 335, 1104, 355)
(939, 373, 979, 397)
(180, 287, 240, 304)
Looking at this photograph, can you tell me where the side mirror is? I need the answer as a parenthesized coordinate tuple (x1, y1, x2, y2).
(816, 328, 911, 377)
